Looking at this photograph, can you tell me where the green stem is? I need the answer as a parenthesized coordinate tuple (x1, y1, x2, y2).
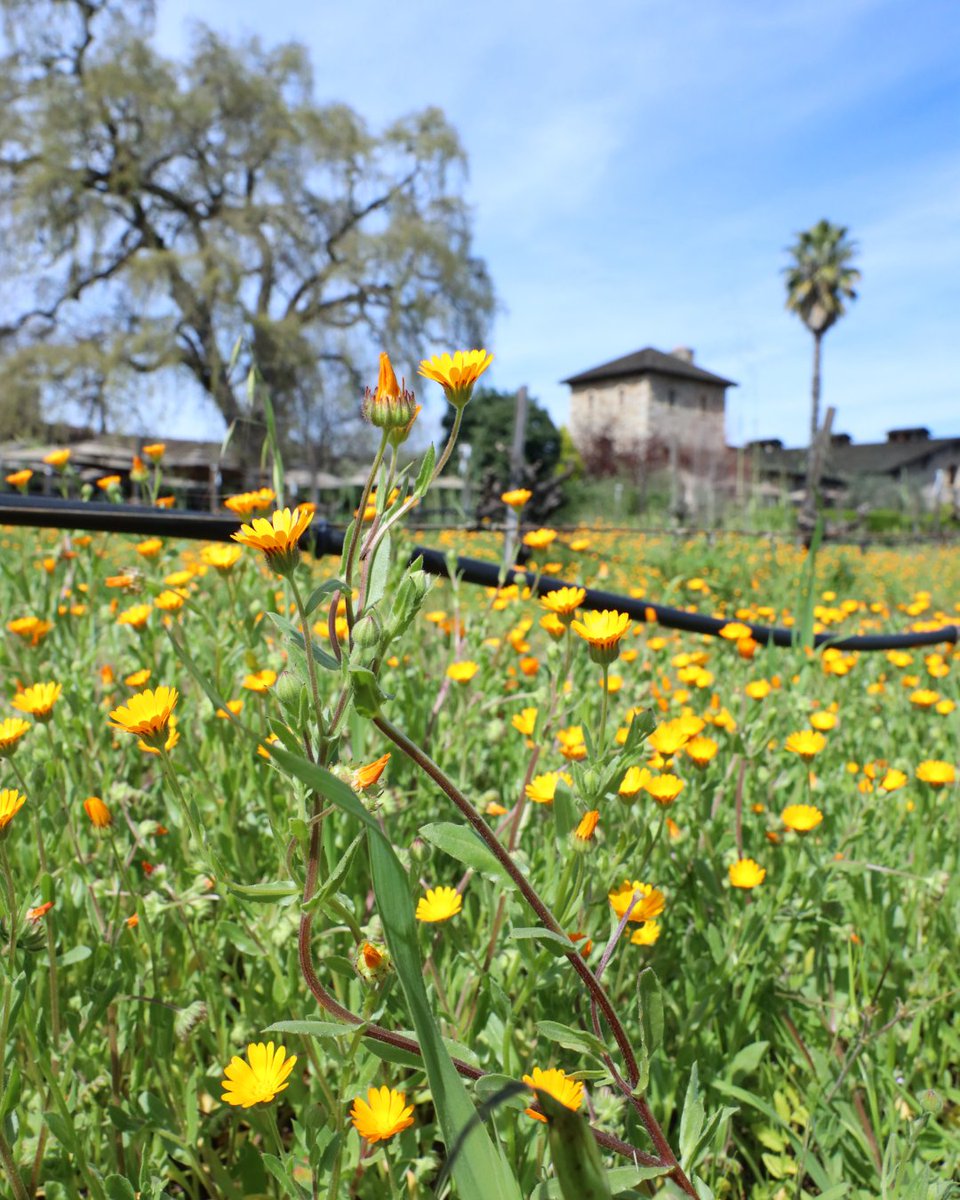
(0, 1127, 28, 1200)
(343, 432, 389, 594)
(289, 574, 326, 742)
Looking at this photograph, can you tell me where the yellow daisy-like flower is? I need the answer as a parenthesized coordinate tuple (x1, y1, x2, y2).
(223, 488, 277, 517)
(125, 668, 152, 688)
(522, 1066, 584, 1123)
(556, 725, 587, 761)
(745, 679, 771, 700)
(6, 468, 32, 489)
(685, 735, 718, 767)
(879, 767, 908, 792)
(618, 765, 653, 797)
(142, 442, 166, 462)
(43, 448, 71, 469)
(644, 774, 685, 806)
(446, 661, 479, 684)
(784, 730, 826, 761)
(243, 669, 277, 693)
(916, 760, 955, 788)
(349, 1086, 415, 1143)
(0, 717, 31, 757)
(525, 771, 564, 804)
(572, 809, 599, 845)
(201, 543, 243, 573)
(415, 886, 462, 923)
(136, 538, 164, 558)
(11, 682, 62, 722)
(501, 488, 532, 509)
(0, 788, 27, 830)
(221, 1042, 297, 1108)
(729, 858, 766, 889)
(719, 621, 752, 640)
(154, 589, 186, 612)
(540, 587, 586, 628)
(522, 527, 558, 550)
(648, 716, 702, 757)
(117, 604, 151, 630)
(96, 474, 121, 491)
(511, 707, 537, 736)
(571, 609, 631, 665)
(781, 803, 823, 833)
(629, 920, 662, 946)
(909, 689, 940, 709)
(353, 752, 390, 790)
(418, 349, 493, 409)
(809, 710, 837, 732)
(540, 612, 566, 641)
(83, 796, 112, 829)
(109, 686, 179, 748)
(231, 508, 314, 576)
(608, 880, 665, 923)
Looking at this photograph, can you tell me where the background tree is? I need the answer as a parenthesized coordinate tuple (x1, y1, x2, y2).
(783, 219, 860, 509)
(440, 387, 564, 523)
(0, 0, 494, 463)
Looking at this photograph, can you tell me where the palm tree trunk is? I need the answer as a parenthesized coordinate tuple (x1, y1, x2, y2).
(804, 331, 823, 517)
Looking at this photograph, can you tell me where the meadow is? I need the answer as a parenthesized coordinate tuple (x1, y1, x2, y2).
(1, 395, 959, 1198)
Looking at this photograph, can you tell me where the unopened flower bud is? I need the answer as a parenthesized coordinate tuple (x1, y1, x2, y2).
(362, 352, 417, 432)
(355, 940, 392, 984)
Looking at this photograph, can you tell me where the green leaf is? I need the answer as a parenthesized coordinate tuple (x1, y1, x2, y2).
(269, 745, 522, 1200)
(104, 1177, 137, 1200)
(531, 1165, 668, 1199)
(266, 612, 339, 671)
(539, 1091, 613, 1199)
(536, 1019, 610, 1062)
(678, 1063, 705, 1169)
(304, 578, 347, 616)
(636, 967, 664, 1093)
(303, 831, 365, 913)
(43, 1110, 77, 1151)
(262, 1019, 354, 1039)
(366, 530, 391, 608)
(420, 821, 511, 882)
(261, 1152, 309, 1200)
(57, 945, 91, 967)
(510, 928, 574, 957)
(225, 880, 300, 902)
(414, 442, 437, 496)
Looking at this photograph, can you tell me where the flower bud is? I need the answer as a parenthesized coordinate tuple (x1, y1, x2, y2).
(362, 352, 417, 432)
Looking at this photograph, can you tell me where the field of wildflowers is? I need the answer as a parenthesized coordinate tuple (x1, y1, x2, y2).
(1, 352, 959, 1199)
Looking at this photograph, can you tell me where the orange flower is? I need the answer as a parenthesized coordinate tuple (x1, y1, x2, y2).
(232, 507, 313, 575)
(781, 803, 823, 833)
(109, 686, 178, 747)
(11, 682, 62, 722)
(43, 448, 71, 469)
(142, 442, 166, 462)
(501, 488, 532, 509)
(354, 752, 390, 789)
(96, 475, 122, 491)
(83, 796, 112, 829)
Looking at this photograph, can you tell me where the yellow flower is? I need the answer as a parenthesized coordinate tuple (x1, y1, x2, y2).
(142, 442, 166, 462)
(540, 613, 567, 641)
(418, 349, 493, 408)
(745, 679, 771, 700)
(809, 710, 837, 732)
(541, 587, 586, 621)
(729, 858, 766, 889)
(446, 661, 478, 684)
(109, 686, 178, 747)
(136, 538, 164, 558)
(201, 543, 243, 573)
(43, 448, 71, 469)
(781, 803, 823, 832)
(243, 669, 278, 693)
(353, 752, 390, 790)
(0, 788, 26, 830)
(501, 488, 532, 509)
(83, 796, 112, 829)
(879, 768, 908, 792)
(154, 589, 186, 612)
(629, 920, 661, 946)
(685, 735, 718, 767)
(572, 809, 599, 845)
(117, 604, 151, 630)
(362, 352, 417, 434)
(96, 474, 121, 491)
(522, 528, 557, 550)
(916, 760, 955, 788)
(221, 1042, 297, 1109)
(511, 707, 537, 736)
(935, 699, 956, 715)
(125, 668, 151, 688)
(232, 507, 314, 575)
(224, 488, 276, 516)
(556, 725, 586, 761)
(7, 615, 52, 646)
(608, 880, 665, 923)
(11, 682, 62, 722)
(0, 717, 31, 757)
(349, 1086, 415, 1143)
(719, 621, 752, 640)
(522, 1067, 584, 1123)
(6, 468, 32, 488)
(909, 689, 939, 709)
(525, 771, 564, 804)
(415, 886, 462, 922)
(644, 774, 684, 806)
(648, 716, 702, 756)
(784, 730, 826, 761)
(618, 765, 653, 797)
(571, 609, 631, 664)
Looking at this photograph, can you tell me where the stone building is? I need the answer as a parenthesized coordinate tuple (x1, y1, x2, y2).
(563, 346, 736, 468)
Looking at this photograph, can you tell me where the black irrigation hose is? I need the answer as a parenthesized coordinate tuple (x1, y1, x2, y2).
(2, 493, 957, 652)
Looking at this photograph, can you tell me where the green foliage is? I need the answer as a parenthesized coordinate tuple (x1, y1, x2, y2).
(0, 0, 493, 458)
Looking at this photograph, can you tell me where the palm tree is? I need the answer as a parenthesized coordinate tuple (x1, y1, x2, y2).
(783, 220, 861, 506)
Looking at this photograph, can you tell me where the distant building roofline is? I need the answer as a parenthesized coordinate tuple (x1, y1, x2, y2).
(562, 346, 737, 389)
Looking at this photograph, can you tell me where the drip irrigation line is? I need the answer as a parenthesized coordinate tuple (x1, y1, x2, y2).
(2, 493, 956, 652)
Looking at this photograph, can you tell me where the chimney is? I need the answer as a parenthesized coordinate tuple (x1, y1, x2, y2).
(671, 346, 694, 364)
(886, 427, 930, 444)
(830, 433, 852, 446)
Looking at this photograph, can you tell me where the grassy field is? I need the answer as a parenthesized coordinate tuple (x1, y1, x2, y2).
(0, 504, 958, 1199)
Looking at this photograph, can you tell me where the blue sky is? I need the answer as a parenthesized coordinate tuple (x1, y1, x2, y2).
(154, 0, 960, 448)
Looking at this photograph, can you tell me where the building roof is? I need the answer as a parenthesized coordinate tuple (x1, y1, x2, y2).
(749, 434, 960, 481)
(562, 347, 737, 389)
